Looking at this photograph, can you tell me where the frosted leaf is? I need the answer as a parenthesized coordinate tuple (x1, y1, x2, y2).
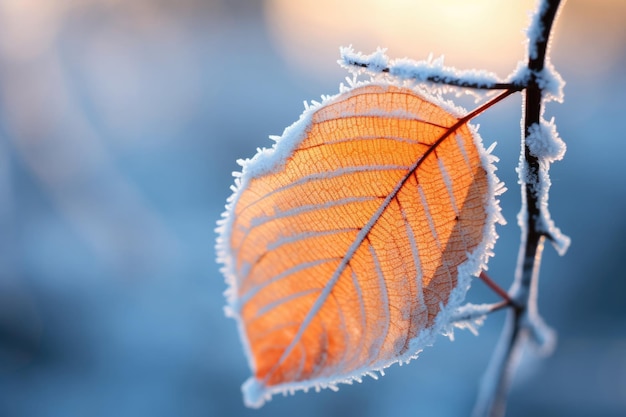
(216, 79, 506, 407)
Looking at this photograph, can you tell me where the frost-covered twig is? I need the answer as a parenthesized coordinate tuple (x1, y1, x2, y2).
(340, 46, 524, 91)
(450, 302, 508, 330)
(472, 1, 566, 416)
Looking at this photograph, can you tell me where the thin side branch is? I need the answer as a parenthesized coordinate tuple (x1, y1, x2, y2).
(339, 47, 526, 91)
(344, 61, 523, 90)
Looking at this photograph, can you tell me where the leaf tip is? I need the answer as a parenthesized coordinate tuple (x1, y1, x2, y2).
(242, 378, 269, 409)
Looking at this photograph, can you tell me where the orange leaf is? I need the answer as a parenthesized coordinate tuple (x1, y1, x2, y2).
(216, 82, 503, 407)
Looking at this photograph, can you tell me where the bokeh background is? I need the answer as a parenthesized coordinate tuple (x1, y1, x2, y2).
(1, 1, 625, 416)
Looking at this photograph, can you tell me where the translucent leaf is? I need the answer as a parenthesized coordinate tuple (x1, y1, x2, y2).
(216, 82, 502, 407)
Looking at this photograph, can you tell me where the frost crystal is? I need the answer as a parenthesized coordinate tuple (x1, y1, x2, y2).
(449, 303, 494, 336)
(535, 167, 571, 256)
(536, 61, 565, 103)
(518, 115, 570, 256)
(508, 60, 564, 102)
(526, 119, 566, 163)
(525, 0, 549, 60)
(339, 46, 389, 73)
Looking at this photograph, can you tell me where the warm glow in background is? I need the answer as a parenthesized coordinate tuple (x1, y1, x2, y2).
(265, 0, 626, 79)
(0, 1, 625, 417)
(266, 0, 534, 76)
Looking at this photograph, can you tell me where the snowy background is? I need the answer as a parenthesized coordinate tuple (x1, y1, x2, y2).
(0, 1, 625, 416)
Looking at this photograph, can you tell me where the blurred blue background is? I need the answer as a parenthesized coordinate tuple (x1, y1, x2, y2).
(0, 1, 624, 416)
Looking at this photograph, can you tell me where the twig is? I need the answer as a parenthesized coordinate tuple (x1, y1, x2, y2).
(478, 271, 518, 308)
(339, 47, 526, 91)
(472, 1, 564, 416)
(343, 61, 522, 90)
